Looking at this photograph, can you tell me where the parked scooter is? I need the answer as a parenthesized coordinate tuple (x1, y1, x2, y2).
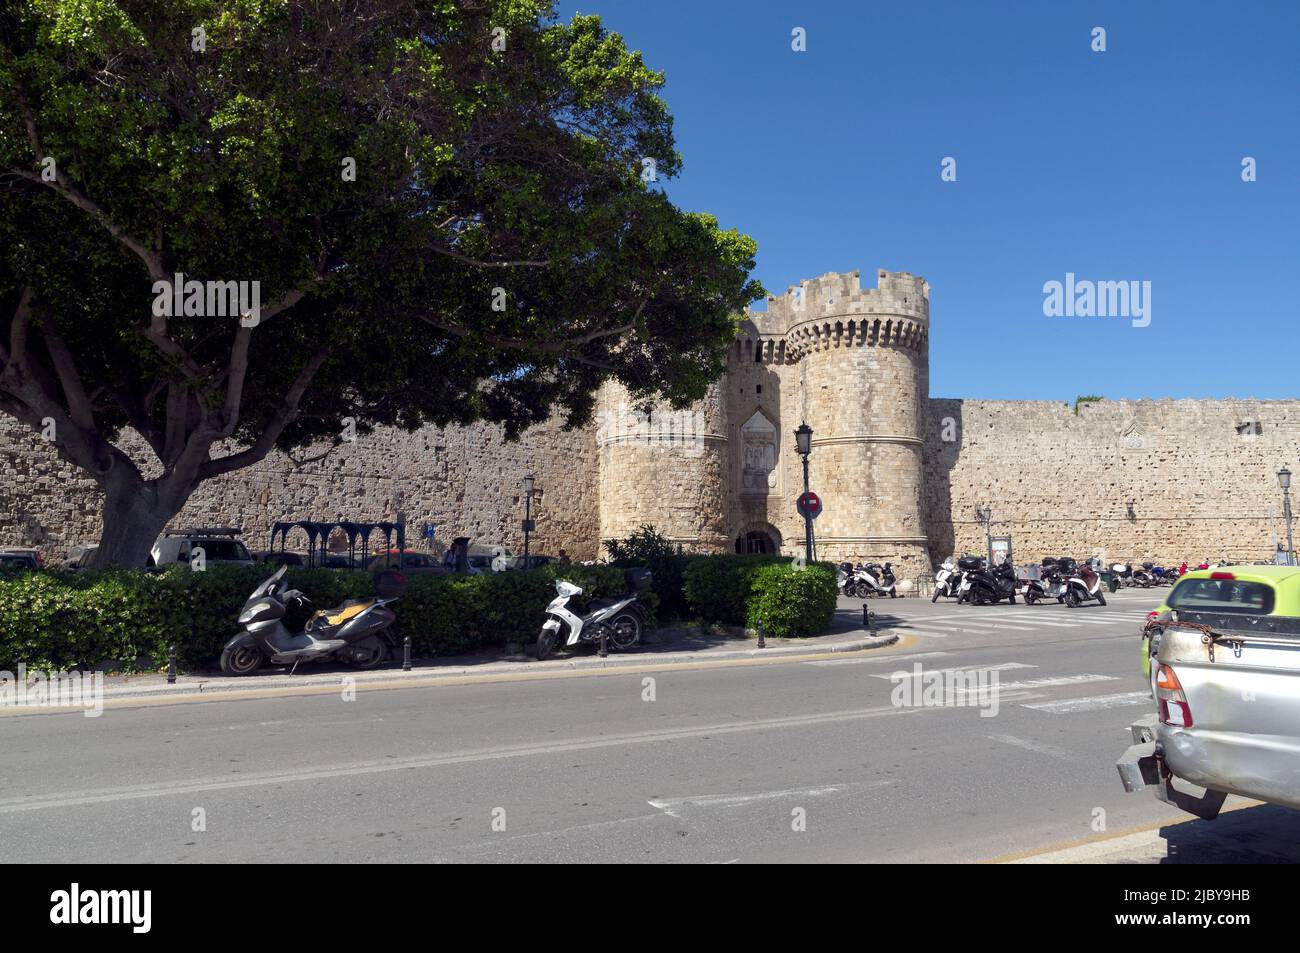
(1133, 562, 1156, 587)
(535, 568, 653, 660)
(1062, 561, 1108, 607)
(1024, 558, 1064, 605)
(220, 565, 406, 675)
(953, 555, 984, 604)
(932, 559, 959, 602)
(1111, 562, 1135, 588)
(967, 559, 1018, 605)
(857, 562, 898, 598)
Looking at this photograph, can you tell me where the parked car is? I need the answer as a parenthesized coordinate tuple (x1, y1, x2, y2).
(150, 528, 255, 567)
(0, 549, 41, 570)
(366, 550, 445, 572)
(512, 555, 552, 571)
(468, 543, 514, 573)
(254, 550, 306, 567)
(63, 544, 98, 569)
(0, 546, 44, 565)
(1117, 564, 1300, 818)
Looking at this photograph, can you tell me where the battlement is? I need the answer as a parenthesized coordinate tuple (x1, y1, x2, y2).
(748, 268, 930, 337)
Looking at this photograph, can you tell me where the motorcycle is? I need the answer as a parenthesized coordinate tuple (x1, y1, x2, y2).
(1023, 558, 1064, 605)
(932, 559, 959, 602)
(535, 568, 653, 660)
(1133, 562, 1156, 587)
(1062, 561, 1107, 607)
(967, 559, 1018, 605)
(1111, 562, 1135, 588)
(220, 565, 406, 676)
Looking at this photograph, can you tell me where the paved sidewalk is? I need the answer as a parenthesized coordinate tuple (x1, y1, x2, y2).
(81, 606, 897, 702)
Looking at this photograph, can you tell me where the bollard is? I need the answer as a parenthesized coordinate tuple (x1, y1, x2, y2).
(862, 603, 873, 634)
(756, 618, 766, 649)
(403, 634, 412, 672)
(167, 644, 177, 684)
(598, 630, 609, 658)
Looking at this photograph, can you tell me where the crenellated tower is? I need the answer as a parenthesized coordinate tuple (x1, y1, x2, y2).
(722, 268, 932, 576)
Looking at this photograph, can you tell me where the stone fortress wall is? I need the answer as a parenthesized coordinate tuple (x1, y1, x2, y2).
(0, 414, 601, 562)
(925, 397, 1300, 569)
(2, 267, 1298, 574)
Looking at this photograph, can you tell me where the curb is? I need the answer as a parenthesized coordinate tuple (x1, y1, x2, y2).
(88, 631, 900, 702)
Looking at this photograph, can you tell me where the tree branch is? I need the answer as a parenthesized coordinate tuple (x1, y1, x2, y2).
(198, 345, 333, 480)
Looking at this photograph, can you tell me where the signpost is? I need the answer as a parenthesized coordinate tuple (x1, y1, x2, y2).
(796, 491, 821, 562)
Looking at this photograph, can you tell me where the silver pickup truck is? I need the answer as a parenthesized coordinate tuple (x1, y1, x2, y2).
(1116, 566, 1300, 819)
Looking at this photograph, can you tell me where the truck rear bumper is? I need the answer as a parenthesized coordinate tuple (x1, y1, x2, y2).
(1116, 714, 1228, 820)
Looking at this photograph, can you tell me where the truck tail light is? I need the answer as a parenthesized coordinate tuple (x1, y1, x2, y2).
(1156, 664, 1193, 727)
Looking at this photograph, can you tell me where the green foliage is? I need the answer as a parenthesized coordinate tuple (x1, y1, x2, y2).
(0, 551, 839, 672)
(602, 524, 686, 622)
(0, 1, 763, 563)
(1074, 395, 1104, 414)
(745, 563, 839, 639)
(0, 561, 636, 671)
(682, 553, 787, 626)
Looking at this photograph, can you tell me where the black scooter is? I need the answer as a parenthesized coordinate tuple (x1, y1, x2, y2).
(220, 565, 406, 675)
(967, 560, 1018, 605)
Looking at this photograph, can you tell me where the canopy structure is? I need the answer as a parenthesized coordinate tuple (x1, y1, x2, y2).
(269, 520, 407, 570)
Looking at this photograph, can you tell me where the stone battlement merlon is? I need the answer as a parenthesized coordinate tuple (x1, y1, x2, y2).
(747, 268, 930, 337)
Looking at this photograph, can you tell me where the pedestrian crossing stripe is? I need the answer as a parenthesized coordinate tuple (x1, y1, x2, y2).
(868, 662, 1035, 680)
(1021, 691, 1152, 714)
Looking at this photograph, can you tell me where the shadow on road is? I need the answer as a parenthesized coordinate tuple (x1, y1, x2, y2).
(1157, 803, 1300, 863)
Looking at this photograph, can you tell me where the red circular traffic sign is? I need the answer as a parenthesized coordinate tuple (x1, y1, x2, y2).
(797, 491, 822, 519)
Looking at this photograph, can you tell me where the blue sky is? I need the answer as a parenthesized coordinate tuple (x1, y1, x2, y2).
(560, 0, 1299, 400)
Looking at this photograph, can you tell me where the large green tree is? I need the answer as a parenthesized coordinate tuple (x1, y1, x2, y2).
(0, 0, 761, 566)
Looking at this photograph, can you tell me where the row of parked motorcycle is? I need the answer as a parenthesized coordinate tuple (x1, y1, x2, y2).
(929, 556, 1191, 608)
(931, 556, 1109, 607)
(837, 561, 899, 598)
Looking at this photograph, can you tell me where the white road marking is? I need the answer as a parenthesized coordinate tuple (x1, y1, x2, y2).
(869, 662, 1035, 680)
(0, 705, 930, 814)
(646, 781, 893, 817)
(1022, 691, 1153, 714)
(986, 734, 1078, 761)
(993, 674, 1119, 691)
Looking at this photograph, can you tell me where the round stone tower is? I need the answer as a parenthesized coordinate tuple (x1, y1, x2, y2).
(778, 269, 932, 579)
(594, 379, 730, 552)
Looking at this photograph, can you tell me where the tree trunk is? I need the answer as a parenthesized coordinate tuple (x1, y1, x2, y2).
(90, 473, 187, 568)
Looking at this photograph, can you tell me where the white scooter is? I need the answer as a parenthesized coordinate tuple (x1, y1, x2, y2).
(857, 562, 898, 598)
(535, 569, 653, 660)
(1063, 563, 1108, 607)
(932, 559, 958, 602)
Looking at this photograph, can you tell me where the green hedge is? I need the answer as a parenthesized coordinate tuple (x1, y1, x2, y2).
(683, 555, 839, 638)
(745, 563, 840, 638)
(0, 562, 633, 672)
(0, 551, 836, 671)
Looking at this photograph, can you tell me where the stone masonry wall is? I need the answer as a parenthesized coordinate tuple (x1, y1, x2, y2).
(924, 398, 1300, 567)
(0, 415, 600, 562)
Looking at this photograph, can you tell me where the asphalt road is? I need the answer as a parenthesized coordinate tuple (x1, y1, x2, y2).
(2, 586, 1296, 863)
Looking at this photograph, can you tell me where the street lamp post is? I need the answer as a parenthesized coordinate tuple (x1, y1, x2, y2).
(1279, 467, 1294, 566)
(522, 473, 535, 562)
(795, 423, 814, 563)
(976, 506, 993, 563)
